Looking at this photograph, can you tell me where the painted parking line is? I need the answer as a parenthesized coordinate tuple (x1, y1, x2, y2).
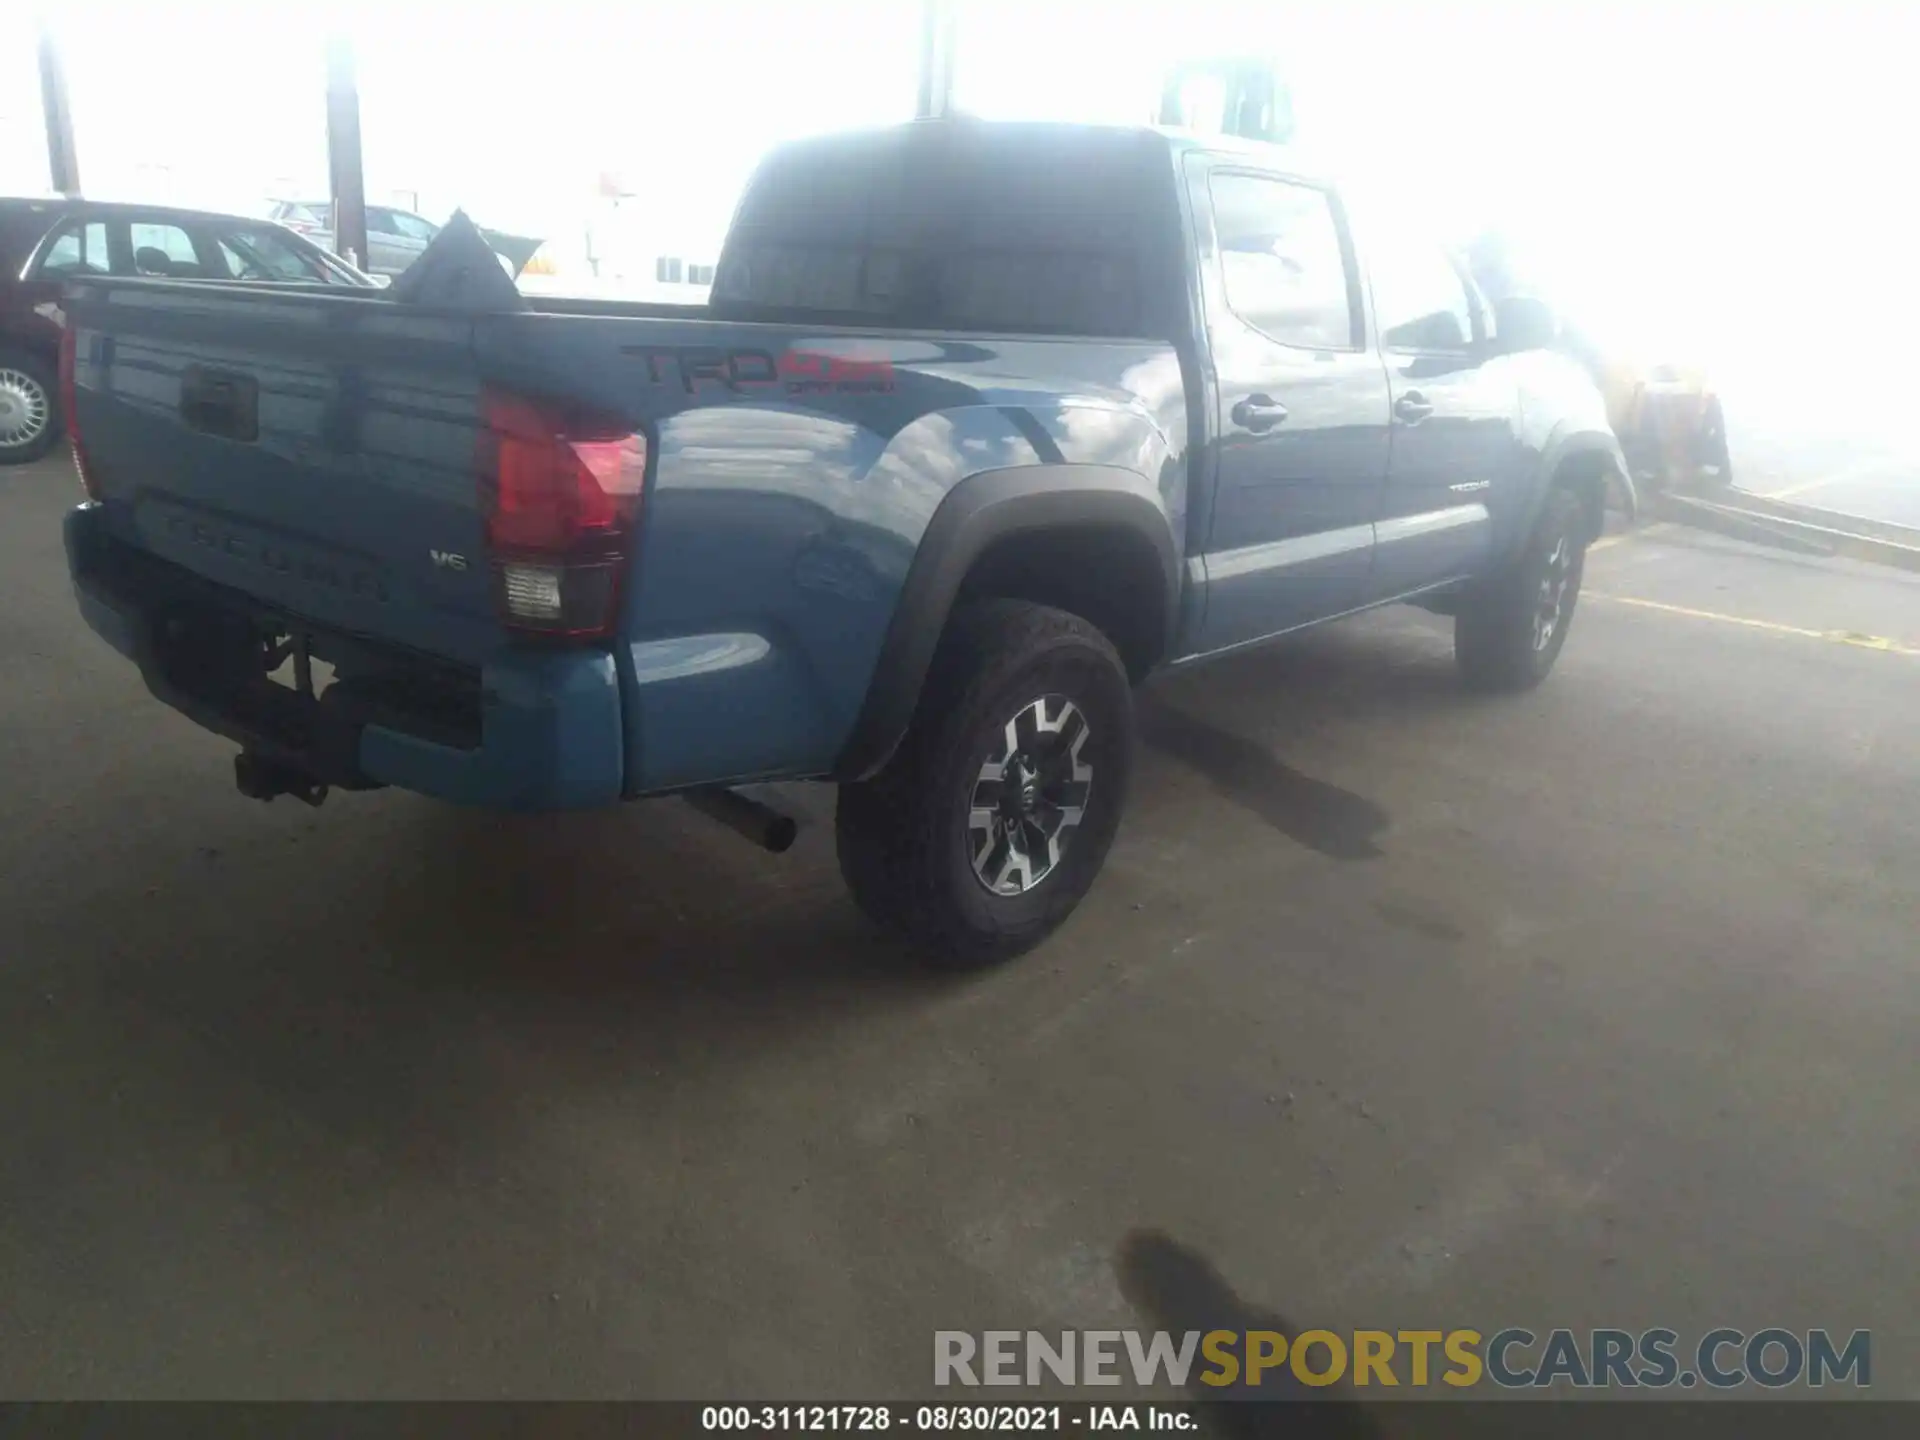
(1762, 458, 1903, 501)
(1586, 591, 1920, 657)
(1765, 474, 1849, 501)
(1589, 522, 1668, 553)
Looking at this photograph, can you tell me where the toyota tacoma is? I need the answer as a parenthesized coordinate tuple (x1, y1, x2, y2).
(60, 119, 1631, 964)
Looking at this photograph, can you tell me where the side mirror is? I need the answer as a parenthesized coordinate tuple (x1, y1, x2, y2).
(1493, 295, 1556, 353)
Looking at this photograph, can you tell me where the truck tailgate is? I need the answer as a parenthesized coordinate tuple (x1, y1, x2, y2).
(68, 283, 501, 666)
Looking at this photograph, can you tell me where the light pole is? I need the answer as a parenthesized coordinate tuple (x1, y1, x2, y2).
(326, 35, 370, 273)
(37, 24, 81, 197)
(917, 0, 958, 119)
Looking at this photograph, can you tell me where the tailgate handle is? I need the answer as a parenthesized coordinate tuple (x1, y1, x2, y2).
(180, 367, 260, 442)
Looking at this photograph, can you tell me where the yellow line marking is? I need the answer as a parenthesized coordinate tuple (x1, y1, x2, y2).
(1767, 473, 1848, 500)
(1589, 521, 1668, 553)
(1764, 459, 1895, 501)
(1588, 591, 1920, 656)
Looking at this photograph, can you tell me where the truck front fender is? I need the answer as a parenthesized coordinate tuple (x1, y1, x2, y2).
(1516, 425, 1636, 554)
(832, 464, 1180, 781)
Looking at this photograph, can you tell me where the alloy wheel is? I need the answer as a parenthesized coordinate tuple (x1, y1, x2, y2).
(0, 367, 51, 450)
(967, 694, 1094, 896)
(1533, 532, 1574, 652)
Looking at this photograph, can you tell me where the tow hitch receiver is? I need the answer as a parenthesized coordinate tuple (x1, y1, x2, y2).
(234, 751, 330, 808)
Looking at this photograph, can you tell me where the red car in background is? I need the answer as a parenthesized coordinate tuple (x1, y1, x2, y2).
(1, 197, 372, 465)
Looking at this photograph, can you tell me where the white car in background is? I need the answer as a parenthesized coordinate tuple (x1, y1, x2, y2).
(270, 201, 542, 279)
(270, 200, 435, 275)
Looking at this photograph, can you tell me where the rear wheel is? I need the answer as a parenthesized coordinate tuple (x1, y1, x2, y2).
(0, 350, 60, 466)
(1455, 484, 1587, 692)
(837, 600, 1134, 968)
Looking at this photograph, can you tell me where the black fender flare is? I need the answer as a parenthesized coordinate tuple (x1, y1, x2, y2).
(832, 464, 1180, 781)
(1516, 426, 1636, 552)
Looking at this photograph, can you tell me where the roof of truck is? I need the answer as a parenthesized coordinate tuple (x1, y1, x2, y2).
(773, 116, 1334, 184)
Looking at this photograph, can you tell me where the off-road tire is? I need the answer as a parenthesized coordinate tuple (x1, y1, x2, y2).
(836, 600, 1134, 968)
(1455, 484, 1587, 692)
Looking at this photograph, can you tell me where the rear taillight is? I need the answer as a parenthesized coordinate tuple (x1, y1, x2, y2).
(479, 387, 647, 639)
(58, 322, 98, 499)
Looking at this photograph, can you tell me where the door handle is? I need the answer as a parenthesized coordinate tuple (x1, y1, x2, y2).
(1231, 394, 1289, 432)
(1394, 392, 1434, 423)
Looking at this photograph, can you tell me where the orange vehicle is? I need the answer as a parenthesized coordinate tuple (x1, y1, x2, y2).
(1595, 354, 1731, 492)
(1465, 232, 1729, 492)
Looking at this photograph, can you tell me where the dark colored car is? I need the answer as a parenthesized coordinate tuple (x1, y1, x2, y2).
(60, 121, 1633, 965)
(0, 197, 371, 465)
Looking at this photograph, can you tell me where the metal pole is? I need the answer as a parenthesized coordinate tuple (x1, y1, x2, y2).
(37, 24, 81, 197)
(916, 0, 958, 119)
(325, 35, 370, 272)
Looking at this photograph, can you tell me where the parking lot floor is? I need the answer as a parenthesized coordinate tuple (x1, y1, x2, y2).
(2, 454, 1916, 1399)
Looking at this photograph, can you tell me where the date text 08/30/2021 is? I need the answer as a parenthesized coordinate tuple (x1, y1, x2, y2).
(701, 1405, 1191, 1432)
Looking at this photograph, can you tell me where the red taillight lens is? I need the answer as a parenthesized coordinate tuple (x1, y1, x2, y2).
(59, 322, 99, 499)
(480, 387, 647, 639)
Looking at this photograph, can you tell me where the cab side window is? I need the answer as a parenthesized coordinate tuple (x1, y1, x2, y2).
(1208, 171, 1357, 351)
(388, 211, 437, 242)
(370, 209, 435, 242)
(1371, 241, 1477, 353)
(129, 222, 213, 278)
(34, 221, 109, 276)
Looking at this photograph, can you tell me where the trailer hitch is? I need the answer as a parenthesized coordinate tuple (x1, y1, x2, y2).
(234, 751, 330, 808)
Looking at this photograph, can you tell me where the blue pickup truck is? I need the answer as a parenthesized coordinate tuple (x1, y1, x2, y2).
(61, 120, 1630, 965)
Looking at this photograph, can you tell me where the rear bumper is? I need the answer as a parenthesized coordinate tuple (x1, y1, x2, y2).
(66, 504, 624, 810)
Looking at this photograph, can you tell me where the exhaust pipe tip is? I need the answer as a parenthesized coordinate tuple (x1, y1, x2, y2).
(685, 786, 799, 853)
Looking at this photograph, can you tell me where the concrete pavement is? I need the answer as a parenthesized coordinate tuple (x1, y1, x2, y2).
(2, 453, 1916, 1400)
(1726, 407, 1920, 528)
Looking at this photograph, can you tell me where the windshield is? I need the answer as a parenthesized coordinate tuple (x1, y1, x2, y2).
(216, 225, 356, 284)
